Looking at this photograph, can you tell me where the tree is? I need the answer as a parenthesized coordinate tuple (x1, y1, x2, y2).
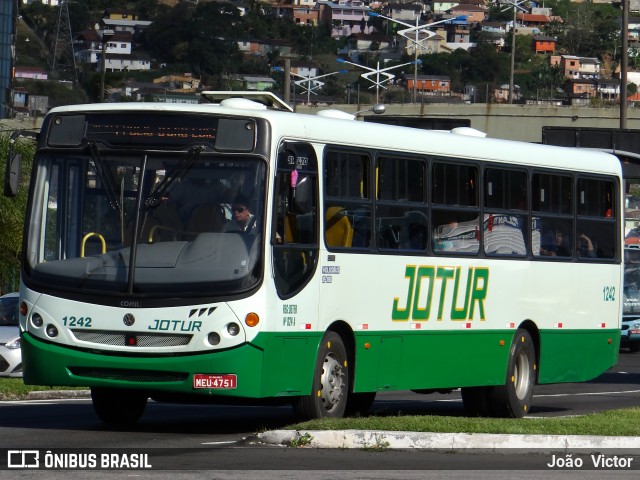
(554, 2, 619, 58)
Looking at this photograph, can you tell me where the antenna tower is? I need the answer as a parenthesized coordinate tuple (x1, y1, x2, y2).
(52, 0, 78, 83)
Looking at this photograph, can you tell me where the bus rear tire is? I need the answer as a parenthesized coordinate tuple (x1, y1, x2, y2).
(293, 331, 349, 419)
(91, 387, 148, 426)
(490, 328, 536, 418)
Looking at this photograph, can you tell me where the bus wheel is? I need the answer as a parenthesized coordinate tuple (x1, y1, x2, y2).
(491, 329, 536, 418)
(461, 386, 493, 417)
(293, 331, 349, 419)
(345, 392, 376, 417)
(91, 387, 148, 426)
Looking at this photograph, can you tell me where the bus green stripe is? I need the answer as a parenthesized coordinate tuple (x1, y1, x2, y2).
(21, 328, 619, 398)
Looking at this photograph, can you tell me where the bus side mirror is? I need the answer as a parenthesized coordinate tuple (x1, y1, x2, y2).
(4, 149, 22, 198)
(4, 130, 37, 197)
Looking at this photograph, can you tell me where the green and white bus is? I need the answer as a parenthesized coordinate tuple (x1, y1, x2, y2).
(8, 92, 622, 425)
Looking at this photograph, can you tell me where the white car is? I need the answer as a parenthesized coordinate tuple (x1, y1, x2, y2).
(0, 293, 21, 377)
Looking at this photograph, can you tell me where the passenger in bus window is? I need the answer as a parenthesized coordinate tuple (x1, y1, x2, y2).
(539, 229, 570, 257)
(578, 233, 597, 258)
(553, 230, 571, 257)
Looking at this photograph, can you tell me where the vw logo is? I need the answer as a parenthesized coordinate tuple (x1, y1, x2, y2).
(123, 313, 135, 326)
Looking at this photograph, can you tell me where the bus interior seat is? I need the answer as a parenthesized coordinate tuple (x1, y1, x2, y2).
(325, 206, 353, 248)
(399, 211, 428, 250)
(134, 202, 184, 244)
(284, 213, 296, 242)
(184, 203, 227, 238)
(376, 218, 401, 249)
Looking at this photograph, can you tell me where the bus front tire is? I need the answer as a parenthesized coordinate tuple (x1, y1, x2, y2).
(293, 331, 349, 419)
(490, 328, 536, 418)
(91, 387, 148, 426)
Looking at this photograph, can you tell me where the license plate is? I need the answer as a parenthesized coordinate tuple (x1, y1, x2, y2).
(193, 374, 237, 389)
(630, 329, 640, 335)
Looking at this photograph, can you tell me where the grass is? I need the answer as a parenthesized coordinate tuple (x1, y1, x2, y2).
(289, 408, 640, 437)
(0, 378, 85, 401)
(2, 377, 639, 437)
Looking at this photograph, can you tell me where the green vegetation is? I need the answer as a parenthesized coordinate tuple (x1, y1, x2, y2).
(289, 408, 640, 437)
(1, 376, 637, 437)
(0, 134, 34, 294)
(0, 378, 85, 401)
(13, 0, 630, 104)
(287, 431, 314, 448)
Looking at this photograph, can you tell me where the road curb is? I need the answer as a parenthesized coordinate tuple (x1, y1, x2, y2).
(252, 430, 640, 451)
(26, 390, 91, 400)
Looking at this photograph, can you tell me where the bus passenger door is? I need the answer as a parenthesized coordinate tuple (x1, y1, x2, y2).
(272, 143, 319, 298)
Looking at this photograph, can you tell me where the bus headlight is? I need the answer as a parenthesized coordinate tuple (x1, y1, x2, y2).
(208, 332, 221, 346)
(46, 324, 59, 338)
(31, 313, 43, 328)
(227, 323, 240, 336)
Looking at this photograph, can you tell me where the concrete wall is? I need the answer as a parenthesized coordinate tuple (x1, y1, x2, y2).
(296, 103, 640, 143)
(2, 103, 639, 145)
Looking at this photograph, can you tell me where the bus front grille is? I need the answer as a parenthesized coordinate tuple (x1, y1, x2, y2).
(70, 329, 192, 348)
(69, 366, 188, 383)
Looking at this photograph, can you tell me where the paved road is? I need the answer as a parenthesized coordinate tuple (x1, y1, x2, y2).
(0, 351, 637, 477)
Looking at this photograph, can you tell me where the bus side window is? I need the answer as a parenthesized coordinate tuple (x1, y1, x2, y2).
(324, 150, 371, 250)
(375, 156, 427, 252)
(577, 178, 617, 260)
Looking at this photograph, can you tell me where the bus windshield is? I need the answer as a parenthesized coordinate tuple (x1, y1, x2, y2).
(25, 148, 265, 297)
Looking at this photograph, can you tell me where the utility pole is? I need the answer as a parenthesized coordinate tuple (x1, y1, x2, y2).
(99, 26, 114, 102)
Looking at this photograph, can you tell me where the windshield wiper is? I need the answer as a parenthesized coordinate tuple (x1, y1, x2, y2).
(145, 144, 205, 208)
(88, 142, 121, 212)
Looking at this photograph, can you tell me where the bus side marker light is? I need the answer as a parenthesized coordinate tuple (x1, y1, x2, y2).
(499, 340, 505, 346)
(599, 323, 606, 328)
(410, 323, 421, 329)
(608, 338, 612, 344)
(299, 324, 311, 330)
(506, 322, 515, 329)
(245, 312, 259, 327)
(364, 343, 371, 349)
(554, 323, 563, 328)
(357, 324, 369, 330)
(465, 323, 471, 329)
(20, 302, 28, 317)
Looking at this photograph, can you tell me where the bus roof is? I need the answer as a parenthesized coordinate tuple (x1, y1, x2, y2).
(45, 101, 622, 177)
